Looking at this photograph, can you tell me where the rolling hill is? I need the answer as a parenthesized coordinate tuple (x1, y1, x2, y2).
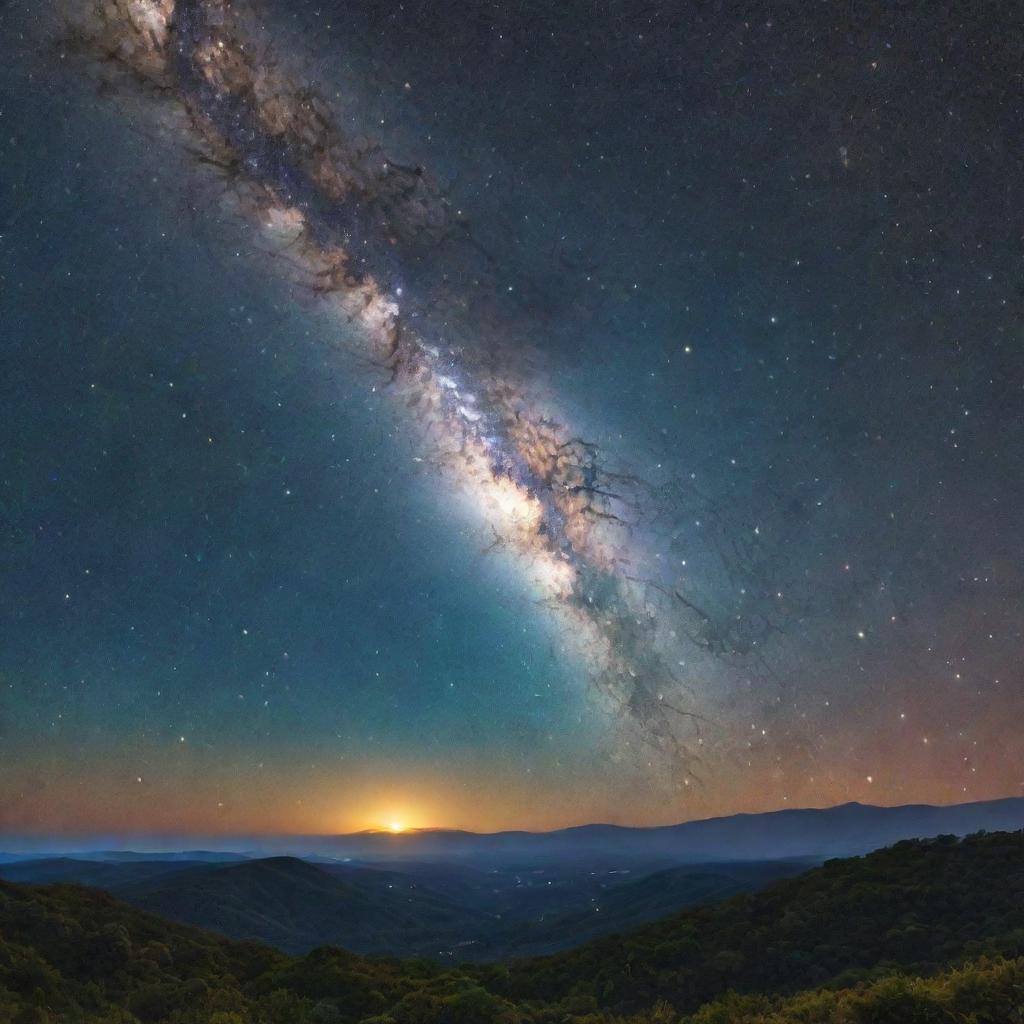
(0, 857, 216, 890)
(1, 831, 1024, 1022)
(116, 856, 490, 957)
(0, 853, 808, 958)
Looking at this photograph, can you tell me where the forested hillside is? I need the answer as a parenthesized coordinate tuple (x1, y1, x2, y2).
(1, 832, 1022, 1023)
(0, 854, 807, 959)
(490, 830, 1024, 1013)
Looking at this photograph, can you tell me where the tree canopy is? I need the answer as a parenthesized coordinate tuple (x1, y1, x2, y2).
(1, 831, 1023, 1023)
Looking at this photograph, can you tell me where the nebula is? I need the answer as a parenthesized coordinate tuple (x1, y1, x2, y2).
(64, 0, 749, 776)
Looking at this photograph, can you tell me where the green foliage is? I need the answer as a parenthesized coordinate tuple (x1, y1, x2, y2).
(494, 830, 1024, 1014)
(679, 956, 1024, 1023)
(1, 832, 1023, 1024)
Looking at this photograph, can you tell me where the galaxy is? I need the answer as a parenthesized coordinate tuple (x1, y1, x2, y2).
(2, 0, 1023, 837)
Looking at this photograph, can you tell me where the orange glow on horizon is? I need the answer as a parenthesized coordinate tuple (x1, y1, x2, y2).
(7, 731, 1024, 840)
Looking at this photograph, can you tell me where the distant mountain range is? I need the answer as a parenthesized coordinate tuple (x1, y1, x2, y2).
(3, 797, 1021, 958)
(302, 796, 1024, 865)
(5, 796, 1021, 865)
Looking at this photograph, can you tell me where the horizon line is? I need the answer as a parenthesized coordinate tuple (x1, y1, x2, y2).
(2, 793, 1022, 847)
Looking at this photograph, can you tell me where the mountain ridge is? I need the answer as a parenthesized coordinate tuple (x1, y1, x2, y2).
(4, 796, 1023, 866)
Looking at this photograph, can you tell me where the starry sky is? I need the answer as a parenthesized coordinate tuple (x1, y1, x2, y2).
(1, 0, 1023, 837)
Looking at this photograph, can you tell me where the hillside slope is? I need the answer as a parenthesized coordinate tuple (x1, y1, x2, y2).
(481, 859, 811, 959)
(0, 854, 808, 959)
(1, 832, 1023, 1023)
(0, 858, 214, 890)
(491, 830, 1024, 1014)
(116, 856, 491, 957)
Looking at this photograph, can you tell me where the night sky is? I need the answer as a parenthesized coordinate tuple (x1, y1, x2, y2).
(2, 0, 1023, 837)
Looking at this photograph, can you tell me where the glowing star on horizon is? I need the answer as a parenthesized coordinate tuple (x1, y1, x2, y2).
(388, 821, 405, 833)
